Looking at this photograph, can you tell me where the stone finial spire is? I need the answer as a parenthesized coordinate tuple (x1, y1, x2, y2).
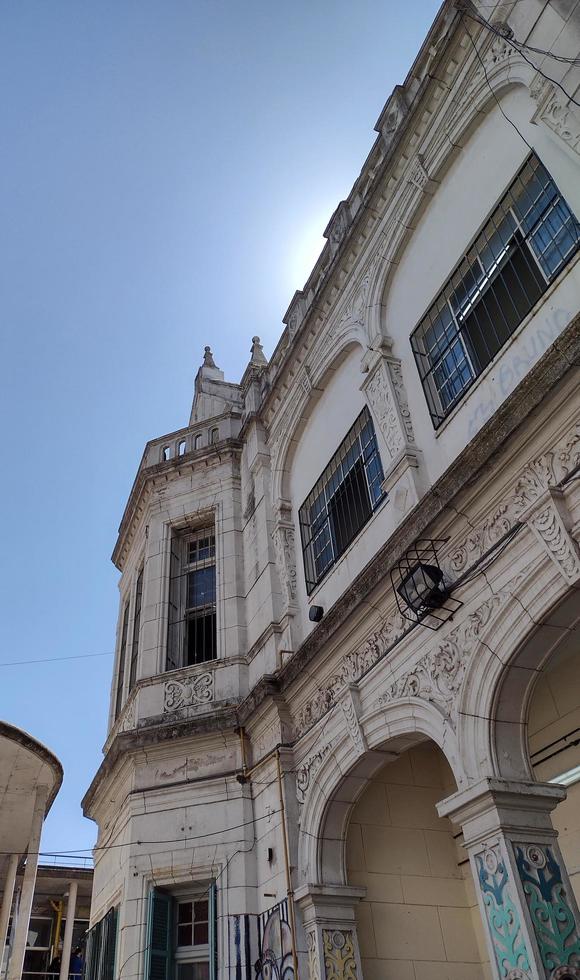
(250, 336, 268, 366)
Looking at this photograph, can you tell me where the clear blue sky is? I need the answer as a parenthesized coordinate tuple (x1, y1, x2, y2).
(0, 0, 441, 858)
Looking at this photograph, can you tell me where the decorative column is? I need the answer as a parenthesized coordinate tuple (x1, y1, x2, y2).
(59, 880, 78, 980)
(295, 884, 365, 980)
(8, 784, 48, 980)
(0, 853, 20, 967)
(361, 338, 424, 518)
(438, 777, 580, 980)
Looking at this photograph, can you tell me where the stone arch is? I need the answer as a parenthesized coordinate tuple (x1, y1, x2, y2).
(297, 696, 463, 889)
(271, 329, 368, 505)
(364, 49, 536, 342)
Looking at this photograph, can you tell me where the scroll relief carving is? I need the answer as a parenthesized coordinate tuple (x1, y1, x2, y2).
(323, 929, 358, 980)
(272, 523, 298, 604)
(364, 358, 415, 461)
(306, 932, 322, 980)
(443, 420, 580, 578)
(296, 742, 334, 804)
(340, 686, 367, 756)
(531, 78, 580, 157)
(119, 698, 136, 732)
(377, 585, 517, 728)
(447, 34, 516, 133)
(164, 671, 214, 712)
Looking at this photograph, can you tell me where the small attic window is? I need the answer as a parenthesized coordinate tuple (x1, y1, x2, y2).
(178, 440, 186, 456)
(194, 433, 202, 450)
(162, 446, 171, 461)
(210, 428, 219, 444)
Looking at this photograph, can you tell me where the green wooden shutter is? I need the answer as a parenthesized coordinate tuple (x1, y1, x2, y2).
(209, 881, 217, 980)
(145, 889, 174, 980)
(101, 907, 118, 980)
(83, 918, 102, 980)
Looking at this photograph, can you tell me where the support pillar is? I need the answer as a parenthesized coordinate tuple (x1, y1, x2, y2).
(438, 777, 580, 980)
(0, 853, 20, 968)
(59, 880, 78, 980)
(7, 784, 48, 980)
(295, 884, 365, 980)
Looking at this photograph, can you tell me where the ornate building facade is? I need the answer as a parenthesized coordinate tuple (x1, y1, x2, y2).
(84, 2, 580, 978)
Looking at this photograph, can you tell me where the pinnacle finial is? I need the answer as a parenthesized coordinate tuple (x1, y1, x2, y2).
(250, 336, 267, 366)
(203, 346, 216, 368)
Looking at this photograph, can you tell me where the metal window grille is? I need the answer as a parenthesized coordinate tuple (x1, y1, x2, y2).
(114, 601, 130, 719)
(167, 527, 217, 670)
(411, 153, 580, 427)
(299, 406, 385, 594)
(128, 568, 143, 691)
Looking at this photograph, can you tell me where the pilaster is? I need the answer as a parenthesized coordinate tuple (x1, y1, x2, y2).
(295, 883, 365, 980)
(439, 778, 580, 980)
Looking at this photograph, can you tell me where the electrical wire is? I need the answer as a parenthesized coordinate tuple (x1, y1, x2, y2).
(0, 650, 114, 667)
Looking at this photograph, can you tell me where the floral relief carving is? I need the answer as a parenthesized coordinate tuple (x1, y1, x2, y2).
(515, 843, 580, 975)
(531, 79, 580, 156)
(163, 671, 214, 711)
(119, 698, 136, 732)
(364, 360, 405, 460)
(378, 587, 514, 727)
(322, 929, 358, 980)
(475, 842, 532, 979)
(388, 359, 415, 445)
(272, 523, 298, 604)
(296, 743, 334, 804)
(525, 492, 580, 585)
(340, 686, 367, 756)
(293, 609, 409, 737)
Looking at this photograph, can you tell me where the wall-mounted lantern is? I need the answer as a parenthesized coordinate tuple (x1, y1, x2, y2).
(391, 540, 461, 629)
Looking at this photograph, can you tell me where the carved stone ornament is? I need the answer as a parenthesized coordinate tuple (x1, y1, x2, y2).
(474, 841, 532, 980)
(119, 698, 136, 732)
(296, 742, 334, 804)
(443, 419, 580, 576)
(163, 671, 214, 711)
(521, 489, 580, 585)
(530, 78, 580, 157)
(448, 34, 516, 132)
(408, 154, 430, 190)
(272, 522, 298, 604)
(378, 585, 516, 728)
(364, 357, 415, 461)
(325, 201, 351, 253)
(514, 843, 580, 975)
(307, 932, 321, 980)
(322, 929, 358, 980)
(340, 686, 367, 755)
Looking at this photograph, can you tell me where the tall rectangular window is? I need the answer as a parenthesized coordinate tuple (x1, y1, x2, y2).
(114, 601, 130, 719)
(299, 407, 385, 593)
(411, 153, 580, 427)
(167, 527, 217, 670)
(145, 886, 217, 980)
(128, 568, 143, 691)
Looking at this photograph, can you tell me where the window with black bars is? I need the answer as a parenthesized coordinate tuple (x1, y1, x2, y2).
(299, 406, 385, 594)
(114, 601, 130, 719)
(411, 153, 580, 428)
(167, 527, 217, 670)
(128, 567, 143, 691)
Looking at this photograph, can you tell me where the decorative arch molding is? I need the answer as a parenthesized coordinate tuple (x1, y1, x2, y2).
(458, 576, 580, 784)
(364, 41, 537, 340)
(269, 333, 367, 505)
(297, 696, 461, 888)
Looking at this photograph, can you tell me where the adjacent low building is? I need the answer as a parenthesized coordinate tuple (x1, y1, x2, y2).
(84, 1, 580, 978)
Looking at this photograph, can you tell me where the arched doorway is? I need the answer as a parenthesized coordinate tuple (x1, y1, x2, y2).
(344, 739, 489, 978)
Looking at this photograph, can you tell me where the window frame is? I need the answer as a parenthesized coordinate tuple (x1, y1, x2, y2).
(114, 599, 131, 720)
(166, 524, 217, 671)
(298, 406, 386, 594)
(411, 152, 580, 428)
(128, 566, 144, 692)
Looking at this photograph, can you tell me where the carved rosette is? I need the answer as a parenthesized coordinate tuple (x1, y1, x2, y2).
(322, 930, 358, 980)
(163, 671, 214, 711)
(363, 356, 414, 462)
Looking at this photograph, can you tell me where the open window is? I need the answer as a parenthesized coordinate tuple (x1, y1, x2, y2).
(299, 407, 385, 593)
(145, 886, 217, 980)
(167, 526, 217, 670)
(411, 153, 580, 427)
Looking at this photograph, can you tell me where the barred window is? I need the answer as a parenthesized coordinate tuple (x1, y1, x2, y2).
(411, 153, 580, 427)
(299, 407, 385, 594)
(114, 601, 130, 719)
(167, 526, 217, 670)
